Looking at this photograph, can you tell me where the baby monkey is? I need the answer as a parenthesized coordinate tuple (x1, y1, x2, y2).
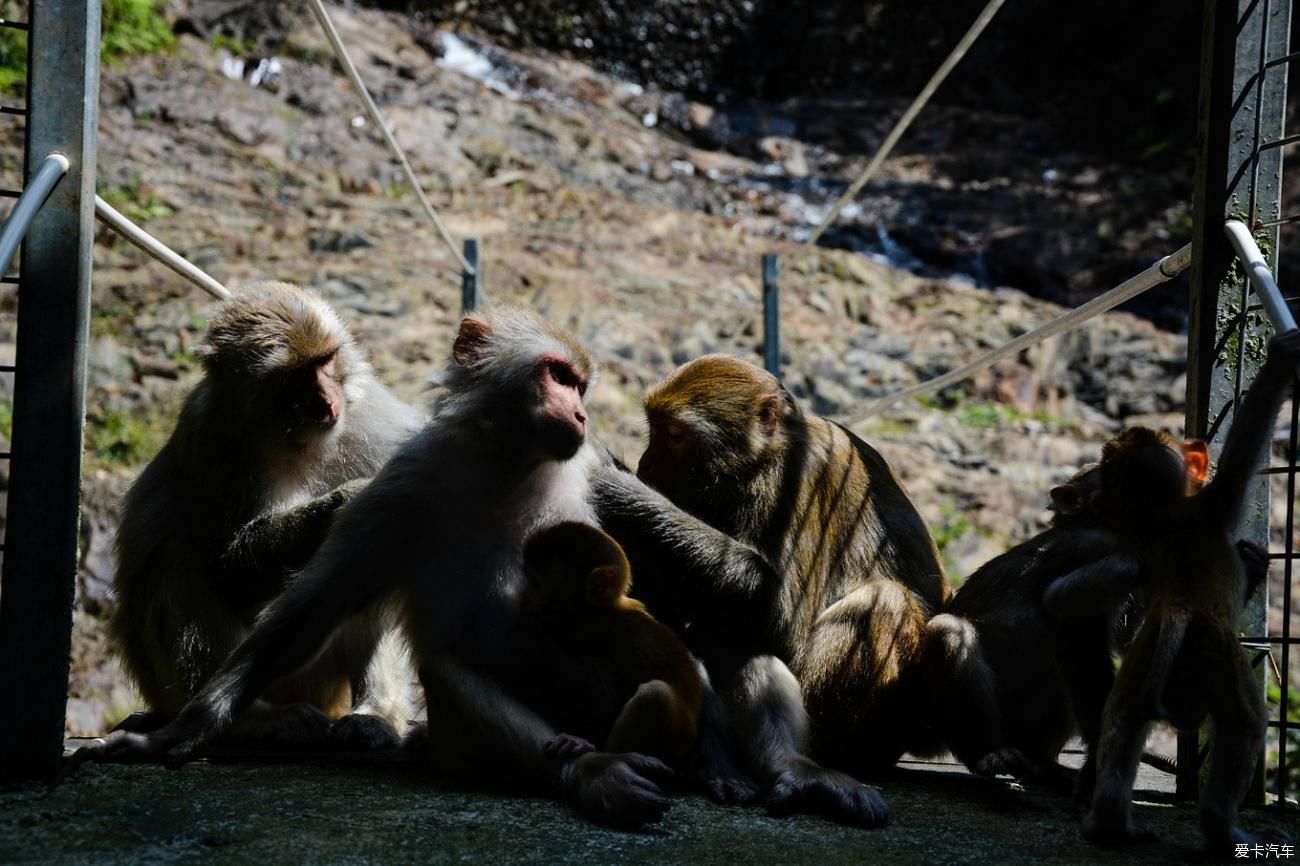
(517, 522, 704, 766)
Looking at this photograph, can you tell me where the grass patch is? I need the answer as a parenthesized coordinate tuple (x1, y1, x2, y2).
(0, 0, 174, 94)
(101, 0, 175, 65)
(85, 406, 167, 467)
(99, 172, 173, 223)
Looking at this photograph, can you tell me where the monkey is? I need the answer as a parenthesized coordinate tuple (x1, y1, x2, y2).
(919, 463, 1118, 789)
(108, 280, 422, 749)
(591, 353, 949, 827)
(1050, 328, 1300, 852)
(507, 521, 704, 767)
(925, 458, 1272, 804)
(76, 308, 686, 831)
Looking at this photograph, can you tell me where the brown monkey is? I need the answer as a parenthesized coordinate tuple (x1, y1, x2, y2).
(1058, 328, 1300, 851)
(78, 309, 683, 831)
(109, 280, 421, 748)
(594, 354, 947, 826)
(513, 521, 703, 766)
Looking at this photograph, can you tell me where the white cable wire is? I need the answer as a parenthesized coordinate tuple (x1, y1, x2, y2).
(94, 196, 231, 300)
(850, 242, 1193, 424)
(306, 0, 473, 275)
(804, 0, 1008, 248)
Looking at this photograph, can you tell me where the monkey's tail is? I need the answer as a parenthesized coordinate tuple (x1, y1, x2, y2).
(1140, 750, 1178, 775)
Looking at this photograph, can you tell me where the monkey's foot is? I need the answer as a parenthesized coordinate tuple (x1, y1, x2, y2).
(766, 759, 890, 829)
(237, 704, 333, 751)
(971, 748, 1038, 780)
(545, 734, 596, 763)
(694, 768, 760, 805)
(1082, 807, 1157, 846)
(558, 751, 673, 831)
(330, 712, 401, 750)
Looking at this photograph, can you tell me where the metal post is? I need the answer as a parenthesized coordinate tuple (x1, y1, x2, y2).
(1184, 0, 1290, 804)
(461, 237, 480, 314)
(0, 0, 100, 783)
(763, 254, 780, 378)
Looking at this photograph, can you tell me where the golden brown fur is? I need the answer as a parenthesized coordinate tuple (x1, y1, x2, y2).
(519, 522, 703, 765)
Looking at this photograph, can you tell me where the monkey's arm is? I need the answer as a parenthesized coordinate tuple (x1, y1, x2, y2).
(1206, 328, 1300, 525)
(1042, 552, 1142, 623)
(218, 479, 370, 607)
(590, 464, 780, 640)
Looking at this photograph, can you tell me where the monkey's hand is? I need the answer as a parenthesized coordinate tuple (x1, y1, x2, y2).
(556, 750, 674, 831)
(1265, 327, 1300, 376)
(767, 756, 890, 829)
(544, 733, 596, 763)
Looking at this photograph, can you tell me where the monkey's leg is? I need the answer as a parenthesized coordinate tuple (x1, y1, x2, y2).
(1198, 627, 1272, 852)
(681, 670, 760, 804)
(921, 613, 1033, 779)
(726, 655, 889, 829)
(420, 654, 674, 831)
(308, 610, 410, 750)
(604, 679, 691, 764)
(1083, 614, 1181, 845)
(1057, 624, 1117, 806)
(800, 580, 926, 774)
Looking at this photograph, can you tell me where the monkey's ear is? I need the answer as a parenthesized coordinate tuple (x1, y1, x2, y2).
(1049, 483, 1081, 514)
(757, 394, 783, 438)
(1182, 439, 1210, 488)
(452, 317, 492, 367)
(586, 565, 623, 607)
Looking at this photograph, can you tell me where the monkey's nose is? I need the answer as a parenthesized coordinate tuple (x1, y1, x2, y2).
(574, 408, 587, 425)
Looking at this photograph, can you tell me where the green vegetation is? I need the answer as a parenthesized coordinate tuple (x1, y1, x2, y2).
(100, 0, 175, 65)
(0, 396, 11, 441)
(0, 0, 173, 94)
(211, 32, 252, 57)
(98, 172, 173, 223)
(85, 406, 166, 467)
(931, 503, 975, 586)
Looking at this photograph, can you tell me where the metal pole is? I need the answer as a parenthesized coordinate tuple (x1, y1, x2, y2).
(0, 0, 101, 783)
(1184, 0, 1290, 804)
(461, 237, 480, 314)
(763, 254, 779, 378)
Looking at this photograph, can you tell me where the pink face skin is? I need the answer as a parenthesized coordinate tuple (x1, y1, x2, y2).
(535, 354, 588, 459)
(315, 355, 344, 426)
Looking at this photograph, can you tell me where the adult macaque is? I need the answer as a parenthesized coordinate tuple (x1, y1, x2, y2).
(79, 309, 679, 830)
(594, 354, 949, 827)
(922, 464, 1118, 787)
(109, 281, 421, 747)
(514, 521, 703, 766)
(1056, 329, 1300, 851)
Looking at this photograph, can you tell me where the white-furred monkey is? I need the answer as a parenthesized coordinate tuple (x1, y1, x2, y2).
(109, 281, 421, 748)
(511, 521, 703, 767)
(593, 354, 950, 827)
(79, 309, 686, 831)
(1051, 328, 1300, 853)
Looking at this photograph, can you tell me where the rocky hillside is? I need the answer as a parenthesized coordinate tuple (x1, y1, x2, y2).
(0, 4, 1281, 735)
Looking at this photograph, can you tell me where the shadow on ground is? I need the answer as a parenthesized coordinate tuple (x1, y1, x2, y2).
(0, 747, 1282, 864)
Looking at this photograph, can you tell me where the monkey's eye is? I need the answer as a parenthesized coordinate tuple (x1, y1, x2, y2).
(660, 421, 687, 444)
(547, 360, 582, 393)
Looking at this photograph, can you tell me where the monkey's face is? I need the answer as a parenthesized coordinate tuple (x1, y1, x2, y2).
(531, 355, 589, 460)
(274, 351, 347, 446)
